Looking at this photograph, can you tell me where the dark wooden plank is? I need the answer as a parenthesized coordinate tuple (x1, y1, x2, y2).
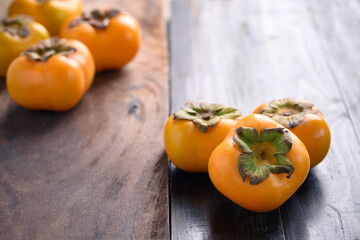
(305, 0, 360, 142)
(169, 1, 285, 240)
(169, 0, 360, 239)
(0, 0, 169, 239)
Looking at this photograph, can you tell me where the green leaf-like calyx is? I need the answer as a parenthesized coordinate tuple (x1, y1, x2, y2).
(68, 8, 121, 30)
(173, 102, 241, 133)
(256, 98, 319, 129)
(233, 127, 294, 185)
(22, 37, 76, 62)
(0, 15, 33, 38)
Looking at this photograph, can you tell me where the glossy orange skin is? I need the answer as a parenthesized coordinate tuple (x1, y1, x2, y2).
(60, 12, 141, 72)
(254, 103, 331, 168)
(164, 115, 239, 172)
(208, 114, 310, 212)
(0, 20, 49, 77)
(6, 40, 95, 111)
(8, 0, 83, 36)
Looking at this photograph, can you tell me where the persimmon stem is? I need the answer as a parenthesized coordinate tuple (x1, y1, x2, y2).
(68, 8, 121, 30)
(0, 15, 33, 38)
(22, 37, 76, 62)
(173, 102, 241, 133)
(233, 127, 294, 185)
(255, 98, 319, 129)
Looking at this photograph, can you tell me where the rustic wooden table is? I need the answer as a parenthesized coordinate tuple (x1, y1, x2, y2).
(1, 0, 360, 239)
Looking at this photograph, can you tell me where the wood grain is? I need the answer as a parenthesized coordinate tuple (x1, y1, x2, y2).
(0, 0, 169, 239)
(169, 0, 360, 239)
(305, 0, 360, 141)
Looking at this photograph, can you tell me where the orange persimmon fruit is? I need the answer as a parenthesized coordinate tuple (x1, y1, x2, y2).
(164, 103, 241, 172)
(60, 8, 141, 72)
(209, 114, 310, 212)
(253, 98, 331, 168)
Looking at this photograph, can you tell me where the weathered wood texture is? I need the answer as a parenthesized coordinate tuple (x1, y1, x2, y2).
(0, 0, 169, 239)
(170, 0, 360, 239)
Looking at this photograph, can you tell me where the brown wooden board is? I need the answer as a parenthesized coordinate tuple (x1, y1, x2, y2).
(169, 0, 360, 239)
(0, 0, 169, 239)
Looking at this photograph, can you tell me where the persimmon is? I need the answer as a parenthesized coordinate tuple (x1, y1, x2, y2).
(60, 8, 141, 72)
(253, 98, 331, 168)
(164, 103, 241, 172)
(0, 15, 49, 77)
(208, 114, 310, 212)
(8, 0, 83, 36)
(7, 37, 95, 111)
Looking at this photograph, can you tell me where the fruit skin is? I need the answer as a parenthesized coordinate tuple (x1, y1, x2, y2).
(164, 115, 239, 173)
(60, 11, 141, 72)
(6, 39, 95, 111)
(0, 16, 49, 77)
(254, 101, 331, 168)
(208, 114, 310, 213)
(8, 0, 83, 36)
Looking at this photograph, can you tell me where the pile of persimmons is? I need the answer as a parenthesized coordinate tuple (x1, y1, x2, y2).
(1, 0, 141, 111)
(164, 99, 331, 212)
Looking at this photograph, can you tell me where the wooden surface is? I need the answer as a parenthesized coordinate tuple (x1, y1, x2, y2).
(0, 0, 169, 239)
(2, 0, 360, 239)
(169, 0, 360, 239)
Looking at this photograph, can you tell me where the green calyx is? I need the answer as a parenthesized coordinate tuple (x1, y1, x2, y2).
(22, 37, 76, 62)
(68, 8, 121, 30)
(256, 98, 319, 129)
(0, 15, 33, 38)
(173, 102, 241, 133)
(233, 127, 295, 185)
